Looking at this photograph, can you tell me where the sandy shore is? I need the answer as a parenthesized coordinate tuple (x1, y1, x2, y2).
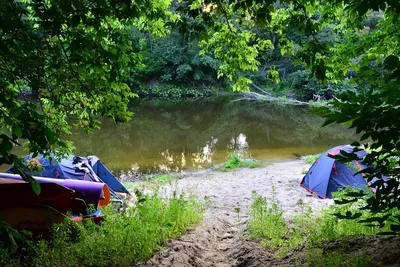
(136, 160, 335, 267)
(175, 160, 332, 221)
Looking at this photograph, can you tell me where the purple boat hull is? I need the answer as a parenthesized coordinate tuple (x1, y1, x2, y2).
(0, 173, 110, 208)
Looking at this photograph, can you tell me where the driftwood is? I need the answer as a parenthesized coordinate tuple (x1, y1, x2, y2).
(232, 90, 310, 105)
(228, 82, 328, 106)
(249, 83, 273, 97)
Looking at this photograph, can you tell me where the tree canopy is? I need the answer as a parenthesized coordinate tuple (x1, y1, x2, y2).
(1, 0, 400, 229)
(0, 0, 173, 189)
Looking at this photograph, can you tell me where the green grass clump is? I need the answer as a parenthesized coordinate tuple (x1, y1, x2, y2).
(247, 186, 394, 264)
(145, 174, 179, 184)
(306, 248, 373, 267)
(3, 190, 204, 267)
(223, 153, 261, 170)
(306, 188, 393, 246)
(248, 189, 287, 241)
(304, 153, 322, 164)
(247, 189, 305, 258)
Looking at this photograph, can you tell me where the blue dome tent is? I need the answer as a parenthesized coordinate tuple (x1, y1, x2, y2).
(6, 154, 130, 197)
(300, 145, 379, 199)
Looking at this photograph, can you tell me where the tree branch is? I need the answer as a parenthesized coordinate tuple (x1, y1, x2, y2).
(56, 35, 86, 89)
(0, 59, 32, 85)
(292, 0, 325, 51)
(216, 0, 235, 33)
(249, 83, 273, 96)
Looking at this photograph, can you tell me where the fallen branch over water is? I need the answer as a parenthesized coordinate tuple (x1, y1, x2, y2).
(232, 84, 330, 106)
(249, 83, 273, 97)
(232, 91, 310, 105)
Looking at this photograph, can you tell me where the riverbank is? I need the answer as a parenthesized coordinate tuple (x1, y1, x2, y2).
(135, 160, 400, 267)
(136, 160, 331, 266)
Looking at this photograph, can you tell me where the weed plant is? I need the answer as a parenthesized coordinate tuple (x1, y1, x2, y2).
(248, 189, 287, 241)
(1, 190, 204, 267)
(223, 153, 261, 170)
(247, 189, 306, 258)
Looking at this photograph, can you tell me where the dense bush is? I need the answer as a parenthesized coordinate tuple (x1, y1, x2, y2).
(134, 85, 215, 98)
(129, 30, 222, 90)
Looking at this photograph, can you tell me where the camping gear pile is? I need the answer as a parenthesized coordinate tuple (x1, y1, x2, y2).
(300, 145, 383, 199)
(0, 154, 130, 234)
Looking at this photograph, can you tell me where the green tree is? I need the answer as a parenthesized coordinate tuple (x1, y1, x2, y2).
(0, 0, 173, 190)
(129, 30, 221, 87)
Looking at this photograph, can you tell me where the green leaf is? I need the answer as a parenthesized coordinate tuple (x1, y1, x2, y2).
(9, 107, 22, 118)
(390, 224, 400, 232)
(17, 167, 41, 195)
(384, 55, 399, 70)
(31, 183, 41, 195)
(333, 198, 355, 205)
(12, 125, 22, 138)
(1, 138, 13, 152)
(44, 127, 55, 144)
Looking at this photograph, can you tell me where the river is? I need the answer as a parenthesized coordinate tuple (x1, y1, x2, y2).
(64, 97, 355, 179)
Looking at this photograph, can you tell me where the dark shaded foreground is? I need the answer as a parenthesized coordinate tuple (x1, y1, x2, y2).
(136, 217, 400, 267)
(136, 217, 295, 267)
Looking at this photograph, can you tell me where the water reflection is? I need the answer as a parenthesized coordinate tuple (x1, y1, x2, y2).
(61, 97, 356, 178)
(192, 136, 218, 169)
(228, 133, 249, 158)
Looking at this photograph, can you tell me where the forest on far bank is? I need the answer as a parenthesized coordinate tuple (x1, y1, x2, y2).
(125, 4, 381, 100)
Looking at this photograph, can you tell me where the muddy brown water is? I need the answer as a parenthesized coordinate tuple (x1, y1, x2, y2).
(71, 98, 355, 179)
(2, 97, 356, 180)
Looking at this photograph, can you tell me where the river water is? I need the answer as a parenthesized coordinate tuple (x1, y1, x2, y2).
(65, 97, 355, 179)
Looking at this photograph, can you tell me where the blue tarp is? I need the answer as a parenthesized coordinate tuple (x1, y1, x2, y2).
(300, 145, 379, 199)
(6, 154, 130, 196)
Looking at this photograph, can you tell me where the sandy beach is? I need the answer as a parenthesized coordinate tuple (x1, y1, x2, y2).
(137, 160, 334, 267)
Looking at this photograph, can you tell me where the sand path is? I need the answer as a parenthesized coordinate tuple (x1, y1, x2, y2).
(137, 160, 333, 267)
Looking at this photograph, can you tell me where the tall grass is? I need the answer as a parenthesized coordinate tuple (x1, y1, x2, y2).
(1, 190, 204, 267)
(247, 187, 392, 265)
(247, 189, 308, 258)
(248, 189, 287, 242)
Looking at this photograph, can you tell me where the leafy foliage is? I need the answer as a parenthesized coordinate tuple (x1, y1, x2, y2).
(248, 189, 287, 242)
(0, 0, 172, 182)
(128, 30, 222, 88)
(134, 85, 214, 98)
